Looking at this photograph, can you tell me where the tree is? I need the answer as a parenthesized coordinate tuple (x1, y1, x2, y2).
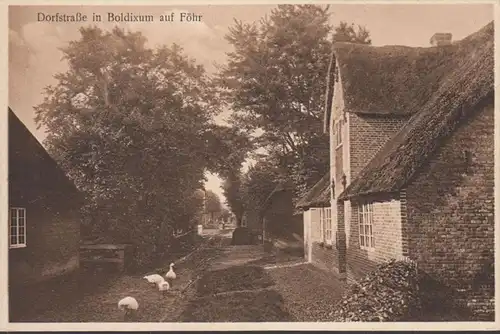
(220, 207, 231, 223)
(34, 26, 224, 267)
(205, 190, 222, 214)
(332, 21, 372, 44)
(222, 171, 245, 226)
(239, 158, 283, 229)
(219, 5, 372, 200)
(204, 124, 252, 179)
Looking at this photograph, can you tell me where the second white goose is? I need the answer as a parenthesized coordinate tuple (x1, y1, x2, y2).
(165, 263, 176, 287)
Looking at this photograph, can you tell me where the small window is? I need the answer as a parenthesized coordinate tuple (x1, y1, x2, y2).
(358, 202, 374, 250)
(335, 119, 343, 147)
(10, 207, 26, 248)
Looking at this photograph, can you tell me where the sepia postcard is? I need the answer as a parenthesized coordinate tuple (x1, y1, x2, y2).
(1, 0, 499, 331)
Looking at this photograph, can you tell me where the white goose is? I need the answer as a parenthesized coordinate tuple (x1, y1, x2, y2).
(158, 281, 170, 296)
(118, 296, 139, 321)
(143, 274, 165, 287)
(165, 263, 177, 287)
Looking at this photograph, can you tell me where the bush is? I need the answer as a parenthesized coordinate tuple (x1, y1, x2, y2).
(330, 259, 482, 322)
(330, 260, 422, 322)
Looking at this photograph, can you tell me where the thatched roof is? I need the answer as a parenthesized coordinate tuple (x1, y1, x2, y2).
(339, 22, 494, 200)
(295, 173, 330, 209)
(323, 22, 492, 131)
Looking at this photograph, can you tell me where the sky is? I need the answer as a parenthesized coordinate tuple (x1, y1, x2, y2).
(8, 3, 494, 206)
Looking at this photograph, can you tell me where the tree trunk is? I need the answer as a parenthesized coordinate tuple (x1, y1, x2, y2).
(235, 213, 244, 227)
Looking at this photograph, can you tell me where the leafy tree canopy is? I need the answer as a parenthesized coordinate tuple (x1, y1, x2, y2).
(34, 26, 246, 266)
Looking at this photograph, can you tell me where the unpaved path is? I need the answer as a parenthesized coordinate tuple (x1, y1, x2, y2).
(14, 232, 228, 322)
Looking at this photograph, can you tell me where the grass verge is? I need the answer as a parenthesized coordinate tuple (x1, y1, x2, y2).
(180, 289, 294, 322)
(196, 265, 275, 296)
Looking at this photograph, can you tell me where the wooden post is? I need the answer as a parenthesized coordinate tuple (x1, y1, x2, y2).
(117, 249, 125, 272)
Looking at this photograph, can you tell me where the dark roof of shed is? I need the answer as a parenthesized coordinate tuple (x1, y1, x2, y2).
(295, 173, 330, 209)
(9, 108, 82, 204)
(339, 21, 494, 200)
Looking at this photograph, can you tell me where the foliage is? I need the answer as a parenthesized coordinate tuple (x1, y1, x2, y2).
(219, 207, 231, 222)
(34, 26, 233, 267)
(240, 158, 283, 227)
(204, 190, 222, 213)
(329, 259, 480, 322)
(330, 260, 421, 322)
(221, 171, 245, 226)
(219, 5, 372, 201)
(333, 21, 372, 43)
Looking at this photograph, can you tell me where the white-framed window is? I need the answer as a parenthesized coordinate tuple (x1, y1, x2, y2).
(9, 207, 26, 248)
(335, 119, 344, 147)
(358, 202, 374, 250)
(320, 207, 333, 245)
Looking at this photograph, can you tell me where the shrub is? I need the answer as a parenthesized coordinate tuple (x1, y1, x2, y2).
(330, 260, 422, 322)
(330, 259, 483, 322)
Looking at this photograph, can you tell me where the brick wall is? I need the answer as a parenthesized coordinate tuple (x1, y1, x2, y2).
(405, 102, 494, 315)
(348, 113, 408, 180)
(346, 194, 404, 283)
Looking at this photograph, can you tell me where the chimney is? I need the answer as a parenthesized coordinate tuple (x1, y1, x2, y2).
(430, 33, 452, 46)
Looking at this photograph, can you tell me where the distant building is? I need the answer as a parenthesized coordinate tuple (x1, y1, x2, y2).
(262, 181, 303, 244)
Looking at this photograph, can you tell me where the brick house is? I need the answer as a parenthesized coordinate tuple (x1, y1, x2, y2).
(319, 21, 494, 315)
(9, 108, 82, 319)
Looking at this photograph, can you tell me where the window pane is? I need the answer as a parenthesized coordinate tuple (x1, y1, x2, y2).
(369, 224, 373, 237)
(372, 236, 375, 248)
(11, 209, 17, 219)
(360, 235, 364, 246)
(19, 217, 25, 227)
(19, 209, 25, 218)
(10, 216, 17, 228)
(19, 236, 25, 244)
